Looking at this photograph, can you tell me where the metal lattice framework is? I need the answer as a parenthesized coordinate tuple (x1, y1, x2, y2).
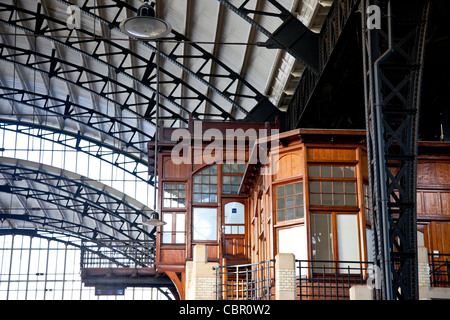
(286, 0, 361, 130)
(0, 157, 156, 245)
(0, 0, 338, 297)
(361, 0, 430, 300)
(217, 0, 320, 72)
(0, 0, 279, 124)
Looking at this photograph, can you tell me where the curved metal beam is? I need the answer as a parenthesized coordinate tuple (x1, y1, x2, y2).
(0, 157, 156, 243)
(0, 86, 151, 161)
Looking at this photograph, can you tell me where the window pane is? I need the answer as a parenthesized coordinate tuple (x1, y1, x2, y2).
(344, 166, 355, 178)
(175, 214, 185, 244)
(337, 214, 360, 273)
(310, 194, 321, 205)
(286, 196, 294, 208)
(277, 185, 285, 197)
(162, 214, 173, 244)
(346, 194, 357, 206)
(295, 182, 303, 193)
(277, 210, 286, 222)
(224, 202, 245, 224)
(310, 181, 320, 193)
(334, 181, 344, 193)
(322, 181, 332, 193)
(295, 206, 304, 219)
(286, 184, 294, 195)
(334, 194, 345, 205)
(193, 208, 217, 241)
(322, 166, 332, 177)
(309, 166, 320, 177)
(295, 195, 303, 206)
(322, 193, 333, 205)
(345, 182, 356, 193)
(311, 213, 333, 261)
(278, 226, 307, 261)
(286, 208, 295, 220)
(277, 198, 285, 209)
(333, 166, 343, 177)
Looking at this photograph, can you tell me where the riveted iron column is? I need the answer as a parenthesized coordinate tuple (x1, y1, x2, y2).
(361, 0, 430, 300)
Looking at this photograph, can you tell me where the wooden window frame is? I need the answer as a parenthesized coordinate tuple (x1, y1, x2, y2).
(274, 180, 305, 225)
(222, 162, 245, 195)
(162, 182, 186, 209)
(308, 164, 358, 209)
(309, 211, 362, 265)
(193, 165, 218, 203)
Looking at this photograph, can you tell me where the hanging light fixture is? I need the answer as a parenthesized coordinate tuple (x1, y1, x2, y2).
(121, 1, 168, 227)
(119, 1, 172, 40)
(142, 211, 166, 226)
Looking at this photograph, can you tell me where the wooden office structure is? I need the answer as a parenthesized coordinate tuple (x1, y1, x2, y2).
(149, 119, 450, 297)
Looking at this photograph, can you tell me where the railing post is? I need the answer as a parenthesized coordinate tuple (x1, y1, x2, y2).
(275, 253, 296, 300)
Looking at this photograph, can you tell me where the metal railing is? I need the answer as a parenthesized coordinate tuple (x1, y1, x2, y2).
(80, 240, 155, 269)
(296, 260, 374, 300)
(429, 253, 450, 288)
(214, 260, 275, 300)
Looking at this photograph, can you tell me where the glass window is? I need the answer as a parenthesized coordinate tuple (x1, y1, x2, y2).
(277, 225, 308, 262)
(163, 183, 186, 208)
(224, 202, 245, 235)
(309, 165, 357, 206)
(161, 212, 185, 244)
(193, 165, 218, 202)
(309, 165, 355, 178)
(311, 213, 334, 261)
(337, 214, 360, 265)
(222, 163, 245, 194)
(276, 182, 304, 223)
(193, 207, 217, 241)
(311, 212, 361, 273)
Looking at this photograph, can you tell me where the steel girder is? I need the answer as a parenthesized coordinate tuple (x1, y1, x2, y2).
(55, 0, 272, 120)
(287, 0, 361, 130)
(217, 0, 320, 73)
(361, 0, 430, 300)
(0, 1, 276, 124)
(0, 157, 156, 248)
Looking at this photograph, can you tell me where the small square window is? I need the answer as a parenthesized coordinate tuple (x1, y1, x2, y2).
(276, 182, 304, 223)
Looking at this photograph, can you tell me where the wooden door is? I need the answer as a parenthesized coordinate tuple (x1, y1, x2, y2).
(222, 202, 247, 261)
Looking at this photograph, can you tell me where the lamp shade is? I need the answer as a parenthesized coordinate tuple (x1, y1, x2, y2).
(120, 3, 172, 40)
(142, 212, 166, 226)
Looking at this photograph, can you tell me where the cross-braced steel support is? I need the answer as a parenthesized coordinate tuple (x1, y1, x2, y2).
(361, 0, 430, 300)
